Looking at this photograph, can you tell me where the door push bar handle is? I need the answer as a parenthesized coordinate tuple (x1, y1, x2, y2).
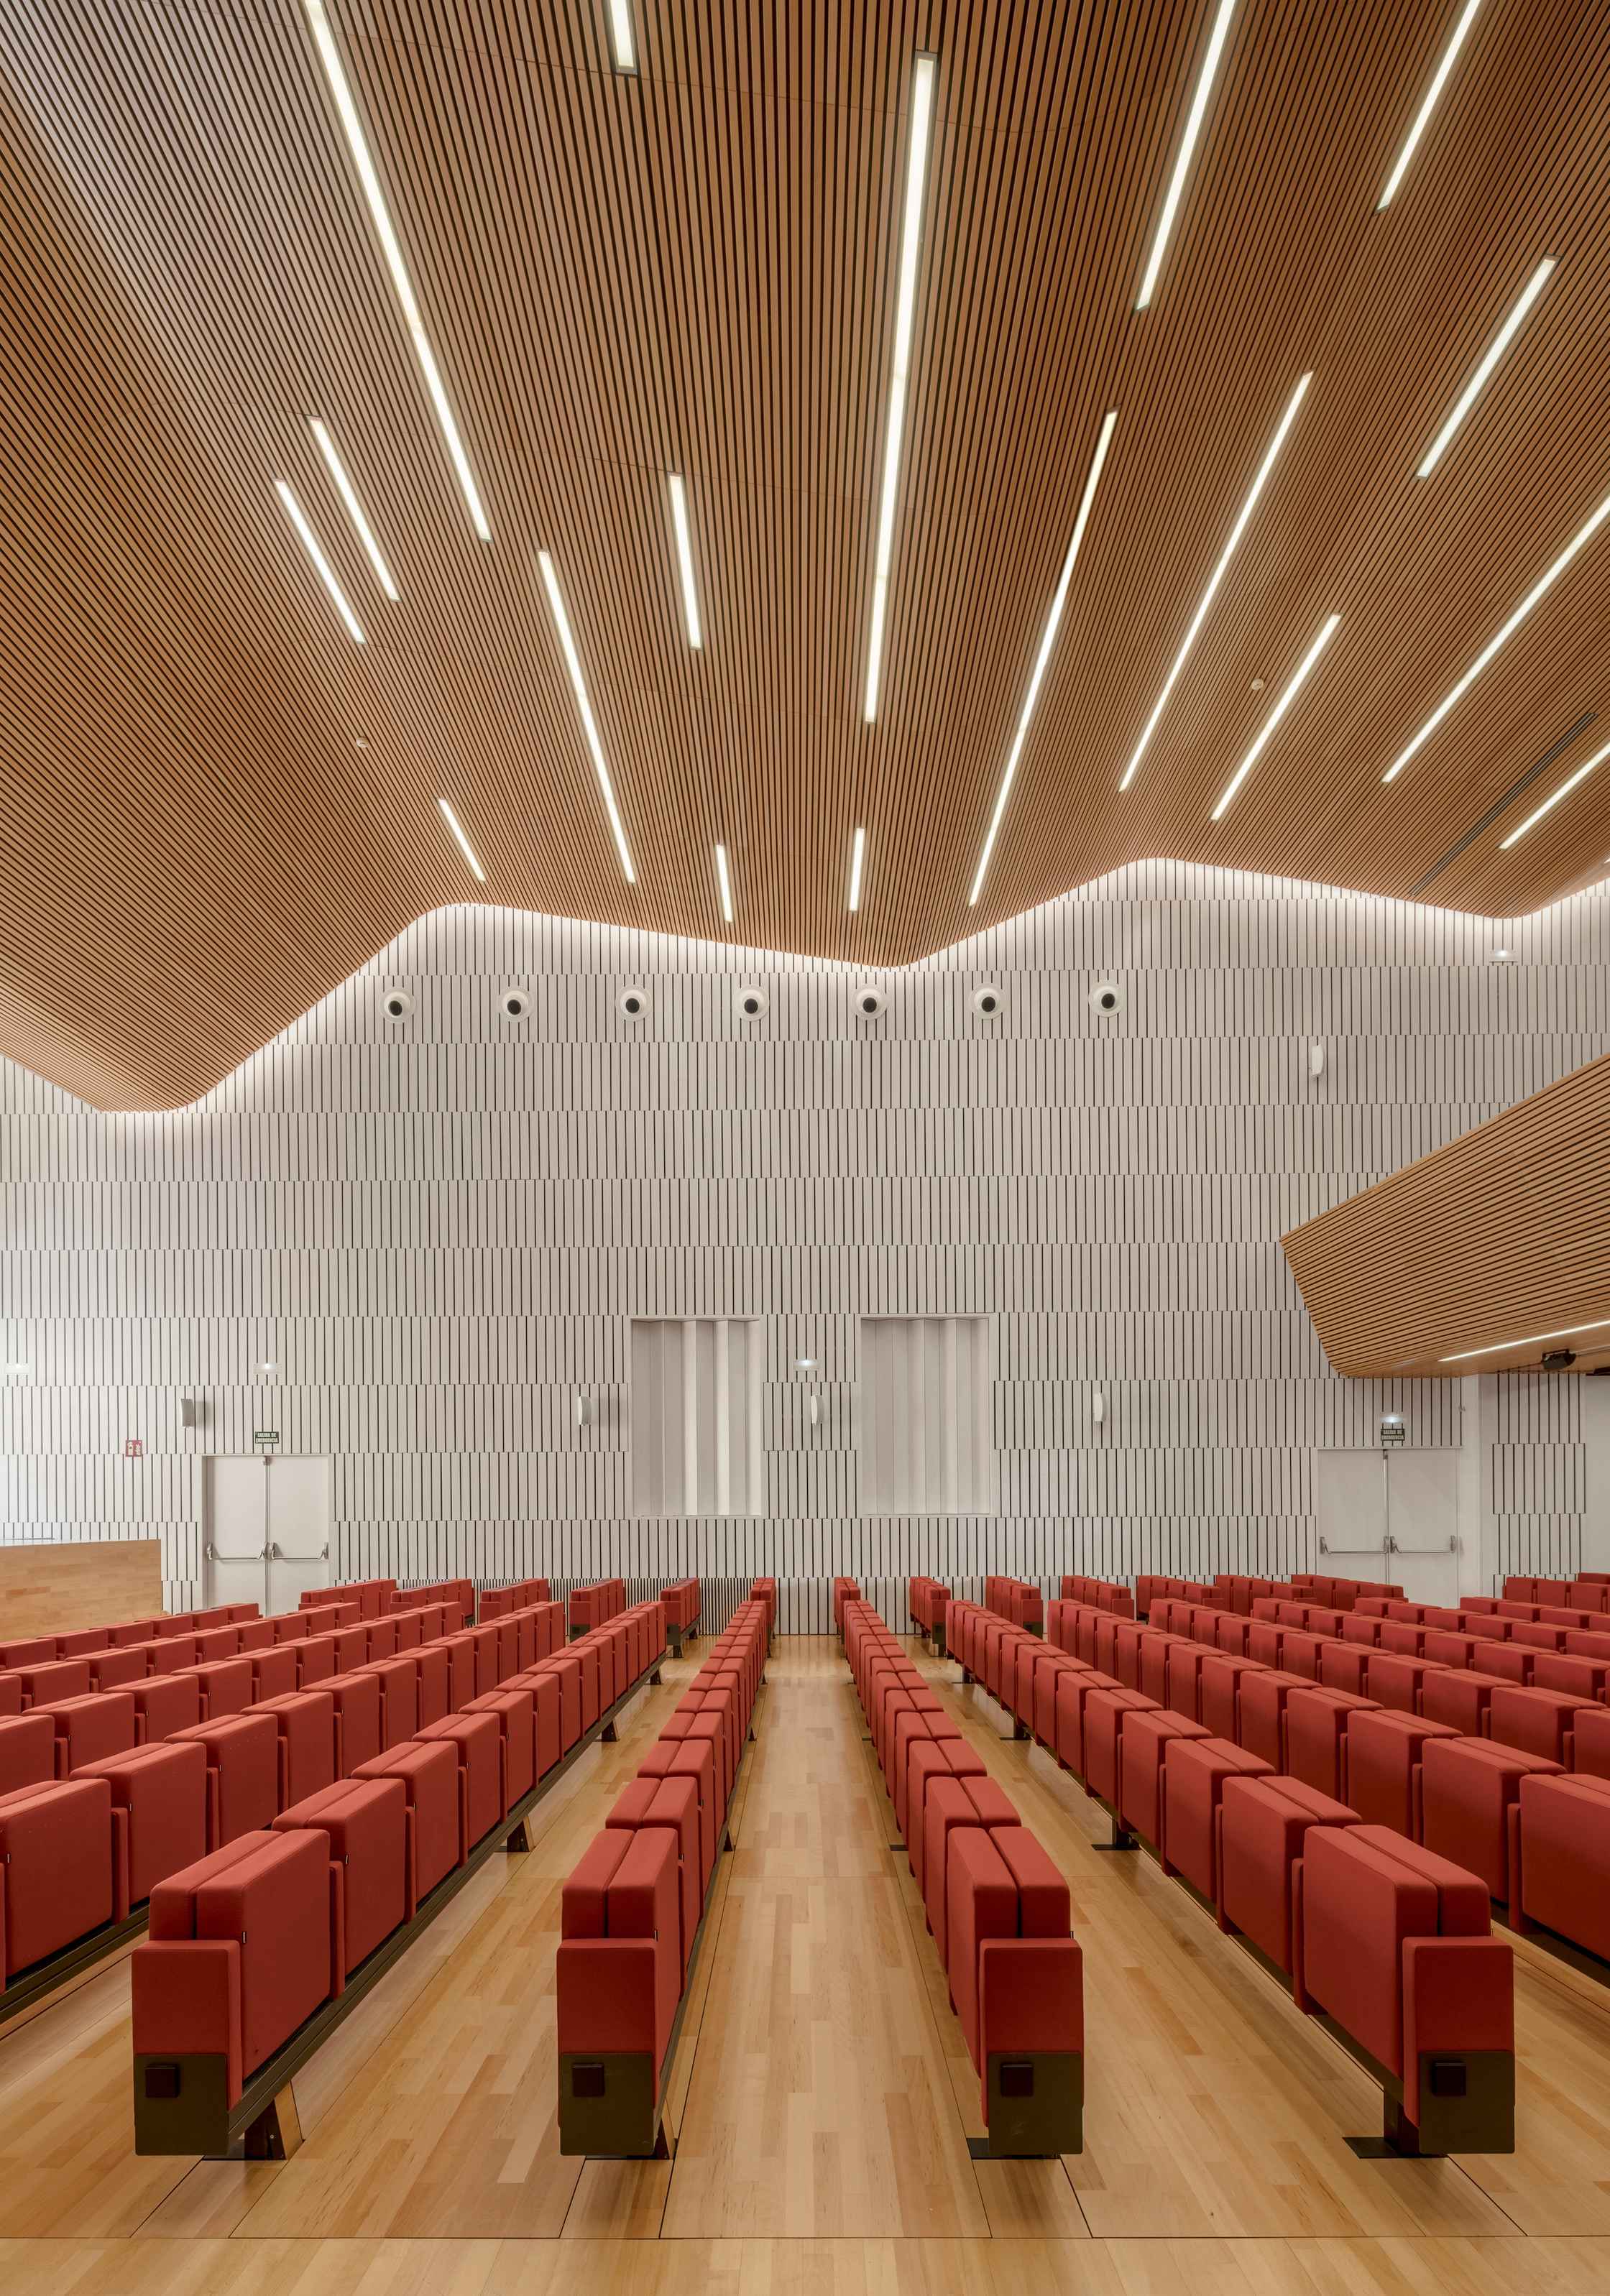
(269, 1541, 330, 1562)
(205, 1543, 270, 1562)
(1385, 1534, 1460, 1554)
(1317, 1537, 1390, 1557)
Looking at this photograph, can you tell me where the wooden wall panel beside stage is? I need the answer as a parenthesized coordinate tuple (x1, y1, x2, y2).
(0, 1539, 162, 1636)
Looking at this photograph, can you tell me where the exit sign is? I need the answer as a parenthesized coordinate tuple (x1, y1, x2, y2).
(123, 1437, 144, 1460)
(253, 1429, 280, 1450)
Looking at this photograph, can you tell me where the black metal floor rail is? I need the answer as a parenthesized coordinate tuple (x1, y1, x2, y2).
(132, 1650, 666, 2159)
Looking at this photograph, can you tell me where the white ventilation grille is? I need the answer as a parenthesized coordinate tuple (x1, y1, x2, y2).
(859, 1317, 992, 1515)
(629, 1318, 764, 1518)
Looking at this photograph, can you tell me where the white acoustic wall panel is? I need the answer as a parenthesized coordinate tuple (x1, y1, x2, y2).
(630, 1318, 764, 1516)
(1, 860, 1608, 1623)
(860, 1317, 991, 1514)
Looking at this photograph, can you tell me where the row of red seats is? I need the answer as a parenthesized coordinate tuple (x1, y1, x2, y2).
(129, 1595, 668, 2152)
(957, 1596, 1514, 2156)
(851, 1598, 1082, 2157)
(0, 1595, 535, 2004)
(556, 1598, 768, 2155)
(660, 1579, 701, 1651)
(1059, 1574, 1134, 1618)
(302, 1577, 397, 1619)
(833, 1577, 861, 1636)
(569, 1577, 627, 1633)
(908, 1576, 951, 1651)
(1504, 1574, 1610, 1612)
(478, 1577, 551, 1621)
(1, 1600, 259, 1670)
(1153, 1591, 1610, 1964)
(750, 1577, 777, 1639)
(983, 1576, 1043, 1633)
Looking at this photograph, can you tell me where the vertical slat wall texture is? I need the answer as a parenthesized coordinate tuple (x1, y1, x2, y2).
(1, 860, 1606, 1623)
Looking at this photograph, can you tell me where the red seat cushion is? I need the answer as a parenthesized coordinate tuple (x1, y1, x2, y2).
(0, 1777, 114, 1973)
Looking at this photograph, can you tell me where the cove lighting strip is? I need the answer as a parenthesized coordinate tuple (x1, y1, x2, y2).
(310, 418, 398, 598)
(437, 797, 485, 882)
(1442, 1314, 1610, 1364)
(1417, 259, 1555, 478)
(1136, 0, 1238, 309)
(847, 826, 867, 913)
(303, 0, 491, 540)
(275, 481, 364, 642)
(1210, 614, 1339, 819)
(668, 474, 702, 647)
(1499, 737, 1610, 850)
(1384, 492, 1610, 783)
(863, 53, 937, 723)
(1379, 0, 1485, 209)
(1121, 374, 1310, 790)
(715, 842, 735, 923)
(968, 410, 1118, 906)
(538, 550, 637, 884)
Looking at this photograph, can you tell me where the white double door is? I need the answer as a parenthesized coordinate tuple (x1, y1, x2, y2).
(1315, 1448, 1462, 1607)
(204, 1456, 331, 1616)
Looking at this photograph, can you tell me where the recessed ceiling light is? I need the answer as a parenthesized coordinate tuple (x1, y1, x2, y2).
(1211, 614, 1340, 819)
(969, 409, 1118, 905)
(538, 550, 636, 884)
(714, 842, 735, 925)
(864, 52, 938, 723)
(668, 474, 702, 648)
(274, 481, 364, 642)
(1442, 1313, 1610, 1364)
(301, 0, 490, 540)
(1120, 373, 1310, 790)
(310, 418, 399, 599)
(607, 0, 637, 71)
(1384, 492, 1610, 783)
(847, 825, 867, 913)
(1378, 0, 1485, 209)
(1136, 0, 1238, 309)
(438, 796, 486, 882)
(1498, 736, 1610, 849)
(1417, 259, 1555, 478)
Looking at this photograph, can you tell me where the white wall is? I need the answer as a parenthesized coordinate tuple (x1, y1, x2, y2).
(2, 861, 1606, 1626)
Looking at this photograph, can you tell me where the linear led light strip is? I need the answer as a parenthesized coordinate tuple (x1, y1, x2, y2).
(668, 474, 702, 647)
(275, 481, 364, 642)
(847, 826, 867, 913)
(1120, 372, 1310, 790)
(1384, 492, 1610, 783)
(1211, 614, 1340, 819)
(864, 53, 937, 723)
(1418, 259, 1555, 478)
(1379, 0, 1485, 209)
(1499, 735, 1610, 850)
(310, 418, 398, 598)
(438, 797, 485, 881)
(1442, 1314, 1610, 1365)
(302, 0, 491, 541)
(714, 842, 734, 924)
(968, 410, 1118, 906)
(538, 550, 636, 884)
(1136, 0, 1238, 309)
(607, 1, 636, 71)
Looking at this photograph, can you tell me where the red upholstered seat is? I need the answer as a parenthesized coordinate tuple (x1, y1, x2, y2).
(36, 1689, 138, 1777)
(88, 1646, 148, 1692)
(188, 1658, 254, 1720)
(463, 1686, 537, 1816)
(1164, 1641, 1210, 1722)
(16, 1659, 93, 1707)
(127, 1671, 201, 1746)
(73, 1741, 208, 1914)
(1421, 1667, 1507, 1736)
(1118, 1710, 1210, 1850)
(138, 1827, 333, 2094)
(363, 1616, 400, 1664)
(635, 1738, 719, 1889)
(247, 1646, 300, 1704)
(364, 1656, 420, 1751)
(1159, 1734, 1271, 1903)
(1285, 1687, 1377, 1801)
(1517, 1771, 1610, 1958)
(1082, 1687, 1159, 1811)
(274, 1778, 407, 1978)
(1342, 1708, 1462, 1836)
(321, 1672, 384, 1776)
(1573, 1704, 1610, 1781)
(1486, 1683, 1598, 1766)
(167, 1713, 280, 1846)
(254, 1689, 339, 1807)
(1316, 1641, 1373, 1697)
(0, 1712, 58, 1795)
(413, 1712, 502, 1853)
(557, 1825, 681, 2101)
(0, 1776, 114, 1974)
(923, 1776, 1018, 1960)
(1217, 1774, 1357, 1974)
(1420, 1735, 1560, 1902)
(607, 1775, 703, 1980)
(1236, 1669, 1307, 1771)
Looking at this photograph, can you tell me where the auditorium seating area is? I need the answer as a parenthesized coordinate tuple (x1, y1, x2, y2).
(129, 1590, 668, 2154)
(0, 1585, 562, 2019)
(945, 1582, 1517, 2154)
(555, 1594, 767, 2156)
(851, 1595, 1083, 2157)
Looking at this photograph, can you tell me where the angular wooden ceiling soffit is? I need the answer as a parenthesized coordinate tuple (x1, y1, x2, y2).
(2, 3, 1610, 1107)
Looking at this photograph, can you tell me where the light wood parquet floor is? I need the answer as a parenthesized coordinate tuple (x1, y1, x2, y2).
(4, 1634, 1610, 2292)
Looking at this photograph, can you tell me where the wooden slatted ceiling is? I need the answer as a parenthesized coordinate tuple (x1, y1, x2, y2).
(1282, 1048, 1610, 1378)
(1, 1, 1609, 1109)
